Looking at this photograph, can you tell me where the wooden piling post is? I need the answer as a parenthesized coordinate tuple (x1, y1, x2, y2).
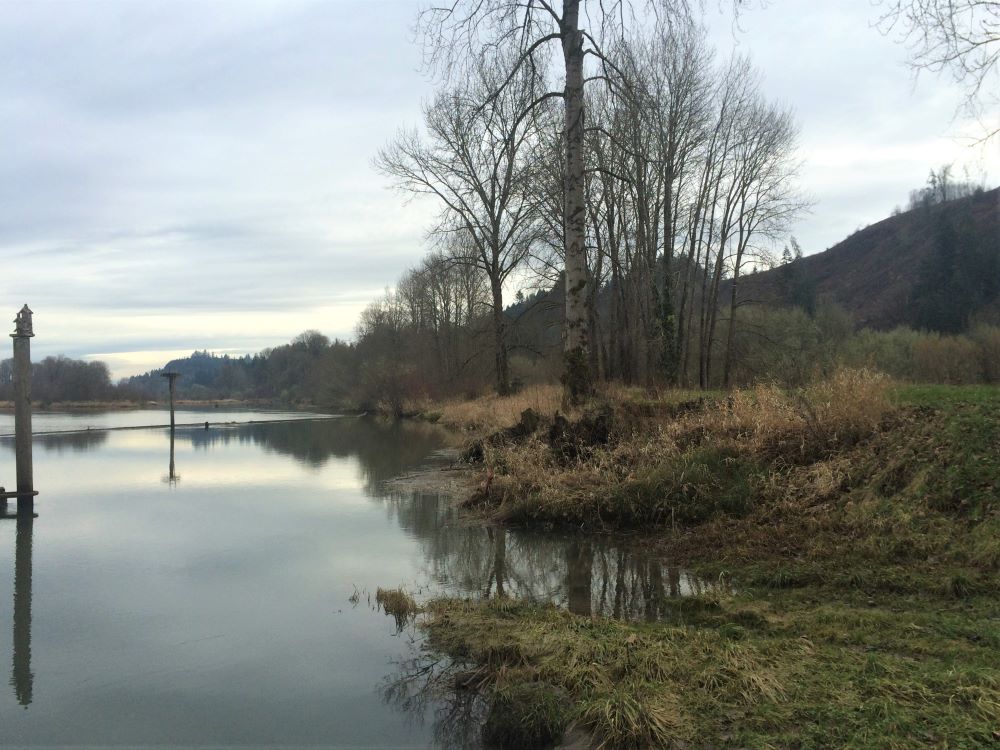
(11, 305, 34, 509)
(160, 371, 180, 430)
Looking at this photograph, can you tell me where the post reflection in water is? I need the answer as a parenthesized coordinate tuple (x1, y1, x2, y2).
(165, 429, 179, 486)
(12, 508, 33, 707)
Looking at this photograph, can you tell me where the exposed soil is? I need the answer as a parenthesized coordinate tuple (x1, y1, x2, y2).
(382, 447, 481, 499)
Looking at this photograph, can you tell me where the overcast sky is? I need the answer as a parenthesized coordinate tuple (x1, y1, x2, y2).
(0, 0, 996, 378)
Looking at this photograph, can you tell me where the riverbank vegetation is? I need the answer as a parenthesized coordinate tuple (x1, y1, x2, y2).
(412, 377, 1000, 748)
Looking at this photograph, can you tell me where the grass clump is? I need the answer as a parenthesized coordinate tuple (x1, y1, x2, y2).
(376, 587, 420, 631)
(431, 385, 564, 433)
(612, 447, 760, 524)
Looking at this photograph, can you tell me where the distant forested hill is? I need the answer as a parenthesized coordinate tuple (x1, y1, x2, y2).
(123, 350, 255, 399)
(735, 187, 1000, 332)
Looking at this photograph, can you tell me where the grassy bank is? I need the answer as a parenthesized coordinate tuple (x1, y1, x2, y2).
(426, 589, 998, 748)
(414, 375, 1000, 748)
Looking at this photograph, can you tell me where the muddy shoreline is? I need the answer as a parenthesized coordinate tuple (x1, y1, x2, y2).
(382, 447, 481, 501)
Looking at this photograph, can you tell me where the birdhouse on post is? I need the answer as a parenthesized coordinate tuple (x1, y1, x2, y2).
(13, 305, 33, 338)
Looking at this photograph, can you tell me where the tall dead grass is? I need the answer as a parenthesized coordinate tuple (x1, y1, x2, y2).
(474, 369, 894, 528)
(685, 367, 893, 460)
(434, 384, 564, 432)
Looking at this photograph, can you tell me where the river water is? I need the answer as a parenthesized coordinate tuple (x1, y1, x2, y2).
(0, 410, 720, 748)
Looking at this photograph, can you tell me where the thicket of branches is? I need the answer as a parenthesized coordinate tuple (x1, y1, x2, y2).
(878, 0, 999, 140)
(368, 6, 807, 402)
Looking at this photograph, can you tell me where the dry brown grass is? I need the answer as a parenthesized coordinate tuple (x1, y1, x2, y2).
(432, 384, 564, 433)
(680, 367, 893, 461)
(471, 369, 894, 529)
(597, 382, 709, 406)
(376, 587, 420, 632)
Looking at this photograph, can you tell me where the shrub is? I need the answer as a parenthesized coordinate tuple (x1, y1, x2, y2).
(913, 335, 982, 383)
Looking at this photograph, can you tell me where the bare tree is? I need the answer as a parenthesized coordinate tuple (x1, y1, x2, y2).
(575, 20, 714, 386)
(417, 0, 698, 402)
(648, 19, 714, 384)
(376, 56, 549, 395)
(720, 100, 808, 386)
(878, 0, 1000, 140)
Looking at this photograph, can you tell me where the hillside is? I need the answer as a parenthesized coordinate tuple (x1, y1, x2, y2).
(736, 187, 1000, 331)
(123, 350, 257, 398)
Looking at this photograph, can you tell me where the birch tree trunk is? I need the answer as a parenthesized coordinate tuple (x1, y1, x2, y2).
(561, 0, 591, 403)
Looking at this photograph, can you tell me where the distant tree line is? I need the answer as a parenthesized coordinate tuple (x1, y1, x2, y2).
(12, 316, 1000, 412)
(0, 356, 116, 404)
(906, 164, 989, 210)
(118, 316, 1000, 411)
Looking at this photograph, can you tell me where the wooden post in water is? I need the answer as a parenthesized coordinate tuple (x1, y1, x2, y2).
(160, 372, 180, 430)
(11, 305, 34, 512)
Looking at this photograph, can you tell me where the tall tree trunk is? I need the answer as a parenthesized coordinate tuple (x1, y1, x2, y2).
(588, 199, 605, 379)
(660, 170, 678, 383)
(723, 272, 740, 387)
(490, 274, 511, 395)
(561, 0, 590, 403)
(723, 230, 749, 387)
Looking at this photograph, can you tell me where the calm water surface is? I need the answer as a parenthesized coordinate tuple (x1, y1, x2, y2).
(0, 411, 719, 748)
(0, 406, 328, 435)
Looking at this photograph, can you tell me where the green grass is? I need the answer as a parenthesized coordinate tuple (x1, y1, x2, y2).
(893, 385, 1000, 520)
(425, 591, 1000, 749)
(892, 383, 1000, 408)
(423, 384, 1000, 748)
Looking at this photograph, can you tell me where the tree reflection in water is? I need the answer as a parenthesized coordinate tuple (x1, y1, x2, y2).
(172, 416, 725, 616)
(376, 483, 728, 745)
(383, 489, 727, 622)
(184, 417, 451, 494)
(174, 416, 727, 741)
(2, 430, 108, 454)
(382, 636, 488, 750)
